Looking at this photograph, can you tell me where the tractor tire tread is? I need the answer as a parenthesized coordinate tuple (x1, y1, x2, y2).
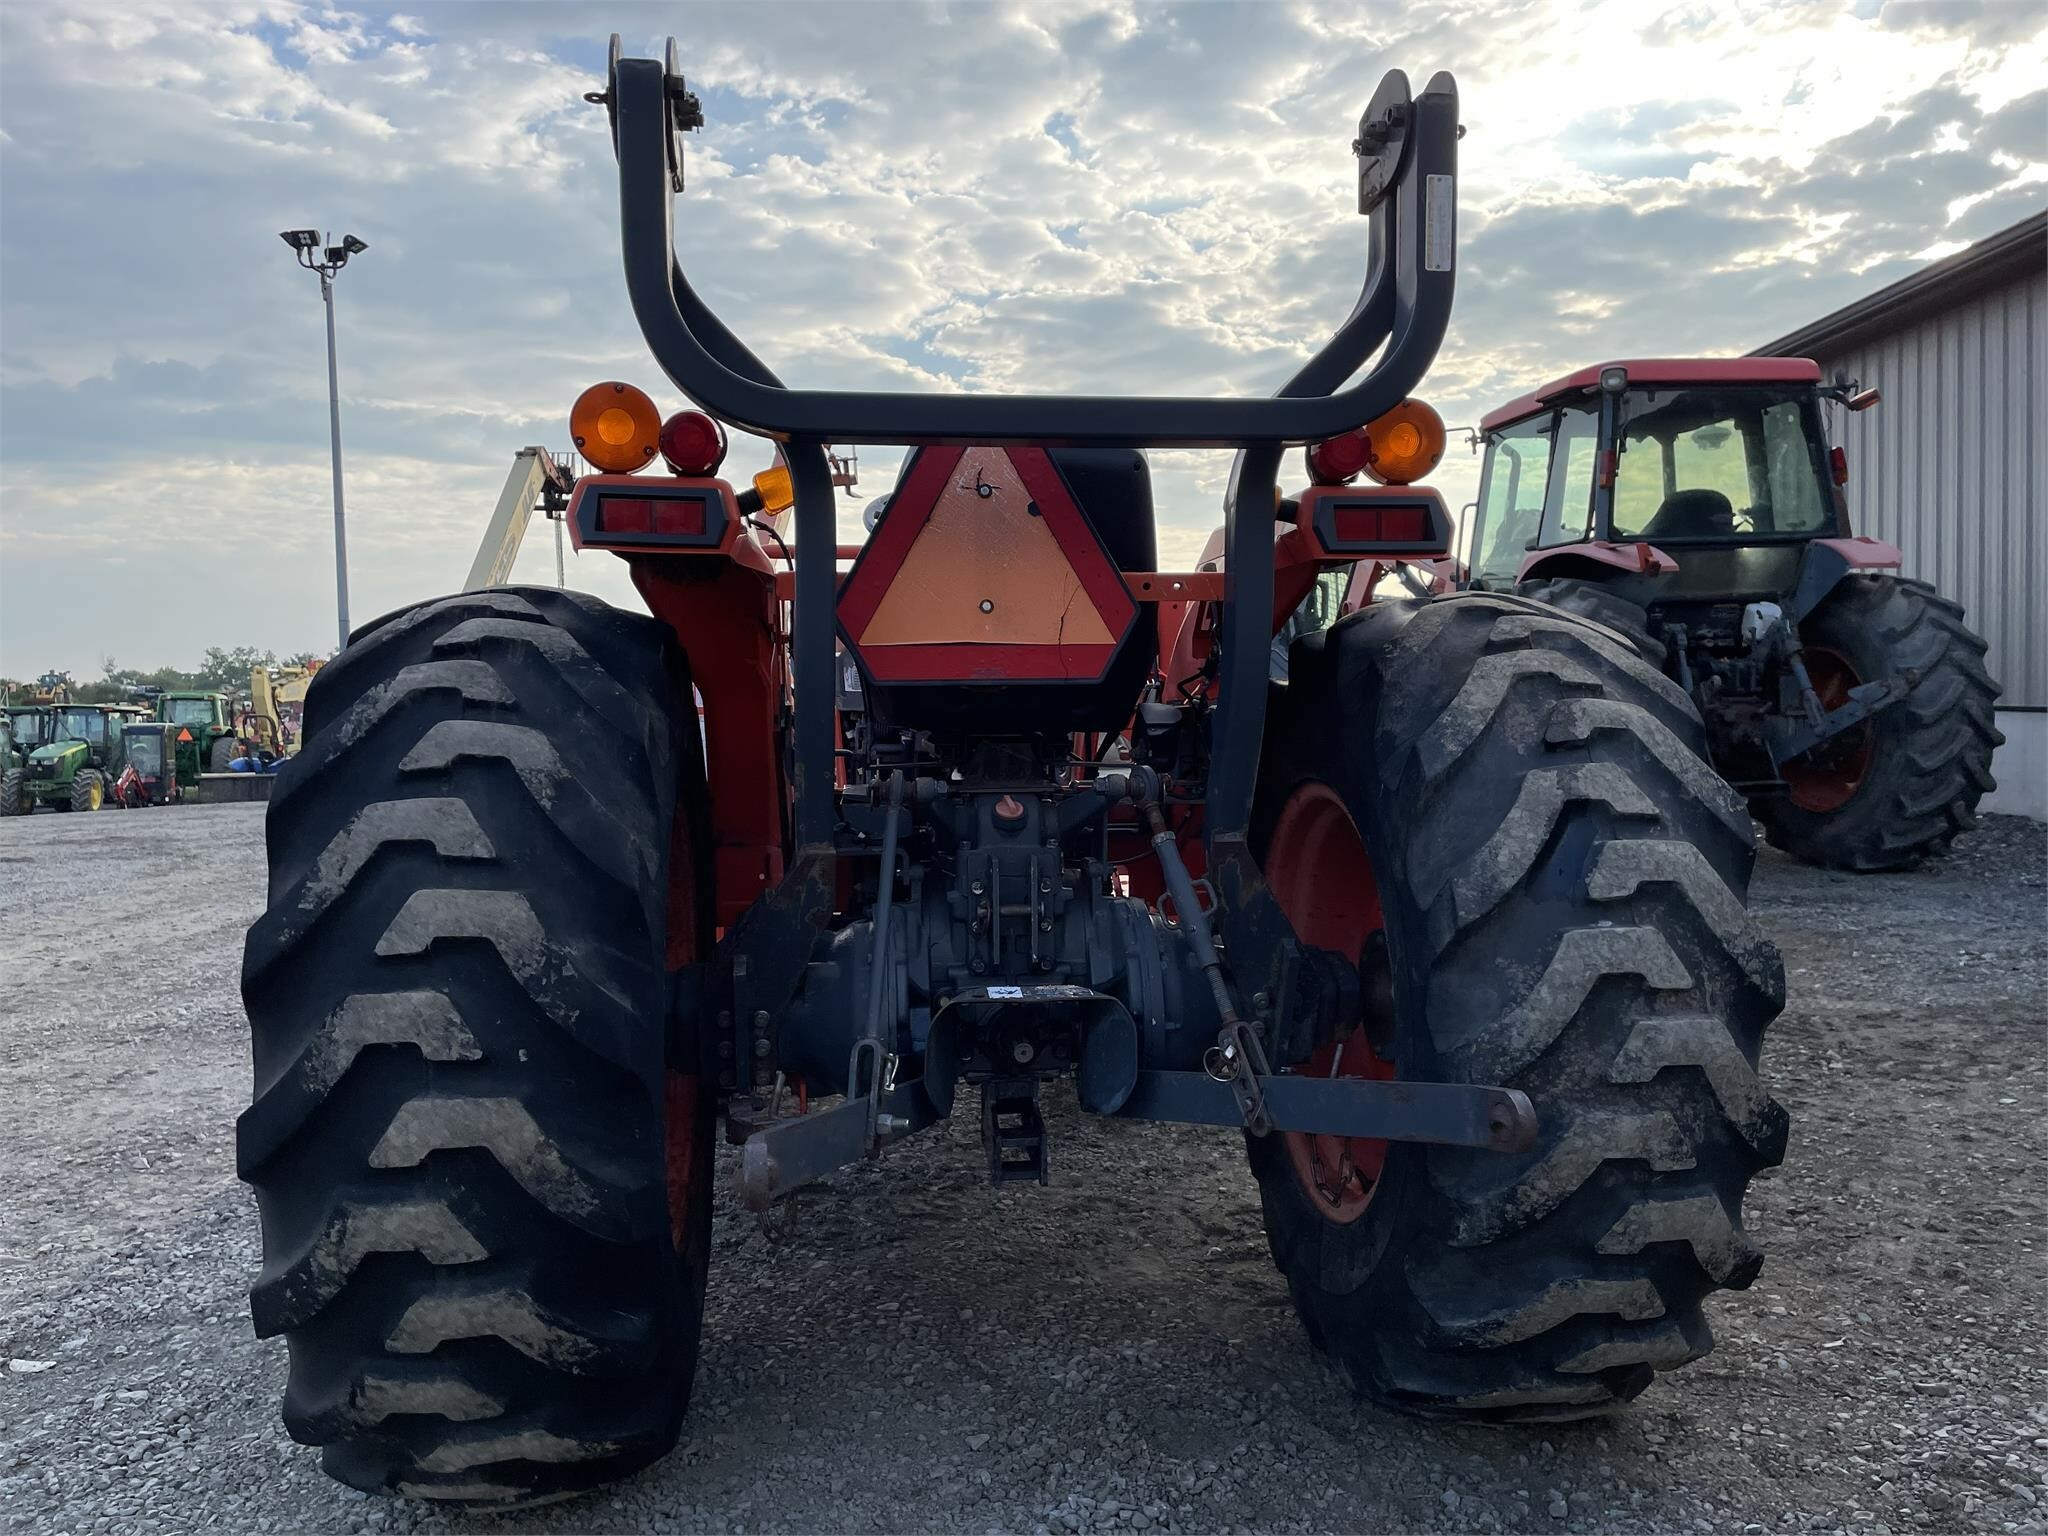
(70, 769, 105, 813)
(1248, 592, 1783, 1422)
(238, 585, 705, 1507)
(1758, 574, 2001, 870)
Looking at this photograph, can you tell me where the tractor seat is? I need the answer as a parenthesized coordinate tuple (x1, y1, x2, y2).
(1642, 487, 1735, 539)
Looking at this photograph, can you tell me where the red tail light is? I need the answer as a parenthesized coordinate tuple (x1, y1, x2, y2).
(596, 496, 709, 537)
(1331, 502, 1433, 544)
(1306, 429, 1371, 485)
(1830, 445, 1849, 486)
(659, 410, 729, 475)
(1597, 448, 1618, 489)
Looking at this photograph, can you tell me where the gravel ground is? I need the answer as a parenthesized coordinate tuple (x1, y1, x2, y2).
(1, 804, 2043, 1536)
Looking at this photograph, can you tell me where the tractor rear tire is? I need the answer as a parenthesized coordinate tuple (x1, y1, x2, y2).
(1756, 574, 2002, 871)
(0, 768, 19, 816)
(1248, 592, 1786, 1419)
(211, 736, 235, 773)
(237, 587, 714, 1507)
(71, 770, 105, 812)
(1514, 577, 1668, 670)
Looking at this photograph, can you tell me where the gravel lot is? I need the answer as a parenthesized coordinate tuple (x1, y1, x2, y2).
(2, 804, 2043, 1536)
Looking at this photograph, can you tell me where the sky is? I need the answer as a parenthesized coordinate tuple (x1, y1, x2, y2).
(1, 0, 2043, 678)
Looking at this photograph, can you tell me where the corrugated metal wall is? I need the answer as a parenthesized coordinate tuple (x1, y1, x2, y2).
(1816, 267, 2047, 708)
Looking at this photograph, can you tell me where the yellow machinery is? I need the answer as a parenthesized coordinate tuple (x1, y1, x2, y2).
(242, 664, 321, 755)
(190, 664, 323, 804)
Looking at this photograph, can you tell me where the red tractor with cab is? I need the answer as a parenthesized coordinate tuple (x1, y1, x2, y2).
(1464, 358, 2001, 870)
(237, 39, 1787, 1508)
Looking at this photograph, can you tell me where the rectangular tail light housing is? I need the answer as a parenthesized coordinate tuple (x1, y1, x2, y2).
(1298, 485, 1451, 556)
(567, 475, 735, 553)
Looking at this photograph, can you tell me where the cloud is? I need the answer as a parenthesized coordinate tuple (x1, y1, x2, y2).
(1, 0, 2043, 674)
(1880, 0, 2048, 48)
(1759, 76, 2042, 269)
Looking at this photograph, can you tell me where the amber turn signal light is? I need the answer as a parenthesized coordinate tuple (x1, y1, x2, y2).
(1361, 398, 1446, 486)
(752, 464, 795, 513)
(570, 382, 661, 473)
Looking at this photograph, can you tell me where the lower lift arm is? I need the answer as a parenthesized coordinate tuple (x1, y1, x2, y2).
(735, 768, 1536, 1210)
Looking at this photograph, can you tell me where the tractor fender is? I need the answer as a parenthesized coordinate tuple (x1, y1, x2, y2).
(1789, 536, 1904, 621)
(1516, 539, 1678, 583)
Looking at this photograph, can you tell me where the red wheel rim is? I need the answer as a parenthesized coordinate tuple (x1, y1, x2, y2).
(1266, 782, 1394, 1224)
(1782, 646, 1873, 813)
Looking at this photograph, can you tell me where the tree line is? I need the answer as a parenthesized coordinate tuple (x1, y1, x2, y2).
(2, 647, 330, 705)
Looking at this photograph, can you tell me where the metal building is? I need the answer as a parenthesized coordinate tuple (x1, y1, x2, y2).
(1754, 211, 2047, 820)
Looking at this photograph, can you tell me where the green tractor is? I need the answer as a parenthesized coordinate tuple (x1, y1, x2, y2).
(148, 690, 239, 784)
(23, 703, 148, 812)
(0, 708, 47, 815)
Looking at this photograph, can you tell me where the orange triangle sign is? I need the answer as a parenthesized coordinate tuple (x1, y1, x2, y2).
(838, 446, 1135, 684)
(862, 449, 1112, 647)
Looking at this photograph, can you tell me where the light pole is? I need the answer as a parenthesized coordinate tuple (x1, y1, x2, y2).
(281, 229, 368, 649)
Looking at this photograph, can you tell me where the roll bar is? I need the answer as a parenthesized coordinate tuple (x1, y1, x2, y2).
(597, 37, 1459, 448)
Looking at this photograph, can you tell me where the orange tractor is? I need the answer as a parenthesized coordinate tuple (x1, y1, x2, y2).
(1464, 359, 2001, 869)
(237, 39, 1785, 1506)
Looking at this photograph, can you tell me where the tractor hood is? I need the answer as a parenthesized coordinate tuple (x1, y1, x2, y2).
(27, 740, 84, 773)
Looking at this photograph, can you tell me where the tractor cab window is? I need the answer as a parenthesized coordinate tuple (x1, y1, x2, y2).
(1759, 400, 1831, 533)
(164, 696, 218, 727)
(1612, 387, 1833, 540)
(54, 708, 105, 748)
(8, 713, 45, 748)
(1536, 406, 1599, 549)
(1472, 415, 1555, 583)
(124, 732, 165, 777)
